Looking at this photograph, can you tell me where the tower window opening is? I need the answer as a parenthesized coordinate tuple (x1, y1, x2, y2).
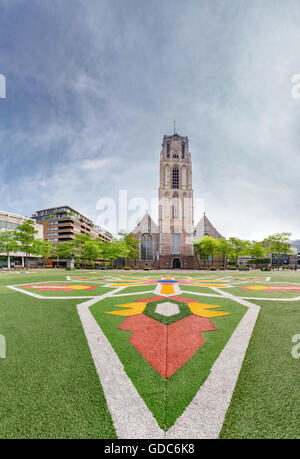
(172, 167, 179, 189)
(182, 143, 185, 158)
(166, 143, 170, 157)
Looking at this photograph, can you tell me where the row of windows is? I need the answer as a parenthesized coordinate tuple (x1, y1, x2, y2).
(140, 232, 181, 260)
(0, 220, 19, 230)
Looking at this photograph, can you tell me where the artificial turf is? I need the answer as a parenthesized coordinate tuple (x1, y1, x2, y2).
(0, 273, 116, 439)
(220, 299, 300, 438)
(90, 293, 246, 429)
(1, 269, 300, 438)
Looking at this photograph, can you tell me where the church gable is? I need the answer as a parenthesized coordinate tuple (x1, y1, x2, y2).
(194, 214, 224, 239)
(131, 213, 158, 237)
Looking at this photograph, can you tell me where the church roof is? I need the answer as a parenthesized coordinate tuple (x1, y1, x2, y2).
(131, 212, 158, 235)
(194, 213, 224, 239)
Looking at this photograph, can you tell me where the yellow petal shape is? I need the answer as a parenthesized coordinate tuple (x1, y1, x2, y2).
(188, 303, 231, 318)
(189, 283, 229, 288)
(106, 302, 147, 316)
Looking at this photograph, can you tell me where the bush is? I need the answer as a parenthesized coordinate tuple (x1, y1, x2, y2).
(144, 266, 153, 270)
(124, 266, 132, 270)
(209, 266, 217, 270)
(132, 266, 140, 270)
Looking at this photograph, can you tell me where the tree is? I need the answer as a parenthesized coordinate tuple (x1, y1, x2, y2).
(81, 240, 103, 268)
(193, 238, 207, 267)
(32, 239, 56, 260)
(193, 236, 219, 267)
(56, 242, 75, 260)
(72, 234, 92, 266)
(119, 232, 140, 265)
(216, 238, 233, 269)
(0, 231, 19, 269)
(228, 237, 246, 265)
(243, 240, 266, 269)
(263, 232, 292, 269)
(14, 220, 38, 270)
(100, 239, 130, 267)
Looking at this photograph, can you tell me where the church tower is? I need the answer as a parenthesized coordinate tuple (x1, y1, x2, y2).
(157, 133, 197, 269)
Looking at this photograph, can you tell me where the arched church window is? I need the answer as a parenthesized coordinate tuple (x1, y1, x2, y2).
(172, 230, 181, 254)
(172, 167, 179, 189)
(182, 143, 185, 158)
(141, 233, 153, 261)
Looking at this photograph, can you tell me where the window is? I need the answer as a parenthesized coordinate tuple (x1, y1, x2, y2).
(182, 143, 185, 158)
(0, 220, 19, 230)
(141, 233, 153, 261)
(172, 167, 179, 189)
(172, 230, 181, 254)
(166, 143, 170, 157)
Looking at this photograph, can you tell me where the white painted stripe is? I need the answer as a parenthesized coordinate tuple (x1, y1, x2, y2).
(165, 289, 260, 439)
(77, 288, 164, 439)
(7, 286, 96, 300)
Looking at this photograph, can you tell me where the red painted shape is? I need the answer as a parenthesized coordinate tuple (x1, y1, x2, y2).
(119, 315, 167, 377)
(166, 315, 216, 378)
(168, 296, 199, 303)
(119, 314, 216, 379)
(136, 296, 165, 303)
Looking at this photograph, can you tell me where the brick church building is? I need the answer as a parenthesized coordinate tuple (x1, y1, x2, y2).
(130, 132, 223, 269)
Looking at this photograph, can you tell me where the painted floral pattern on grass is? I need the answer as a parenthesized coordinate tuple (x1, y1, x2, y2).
(241, 285, 300, 293)
(106, 295, 231, 378)
(23, 284, 98, 292)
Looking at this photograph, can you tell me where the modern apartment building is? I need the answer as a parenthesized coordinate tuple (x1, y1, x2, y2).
(32, 206, 112, 247)
(0, 210, 44, 268)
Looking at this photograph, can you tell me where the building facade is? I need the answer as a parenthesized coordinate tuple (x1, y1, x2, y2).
(131, 133, 223, 269)
(0, 210, 43, 268)
(32, 206, 112, 248)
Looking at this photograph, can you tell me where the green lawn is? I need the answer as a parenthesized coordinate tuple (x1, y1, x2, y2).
(90, 293, 246, 429)
(0, 273, 116, 439)
(1, 269, 300, 438)
(220, 299, 300, 439)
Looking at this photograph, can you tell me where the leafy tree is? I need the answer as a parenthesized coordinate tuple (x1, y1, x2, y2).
(32, 239, 56, 260)
(228, 237, 246, 265)
(14, 220, 38, 270)
(263, 232, 292, 269)
(56, 242, 74, 260)
(193, 236, 219, 267)
(0, 231, 19, 269)
(216, 238, 233, 269)
(193, 238, 207, 267)
(119, 232, 140, 264)
(100, 239, 130, 268)
(81, 240, 103, 268)
(72, 234, 92, 266)
(243, 240, 266, 269)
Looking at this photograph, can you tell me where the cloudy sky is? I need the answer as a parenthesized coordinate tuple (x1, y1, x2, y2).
(1, 0, 300, 239)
